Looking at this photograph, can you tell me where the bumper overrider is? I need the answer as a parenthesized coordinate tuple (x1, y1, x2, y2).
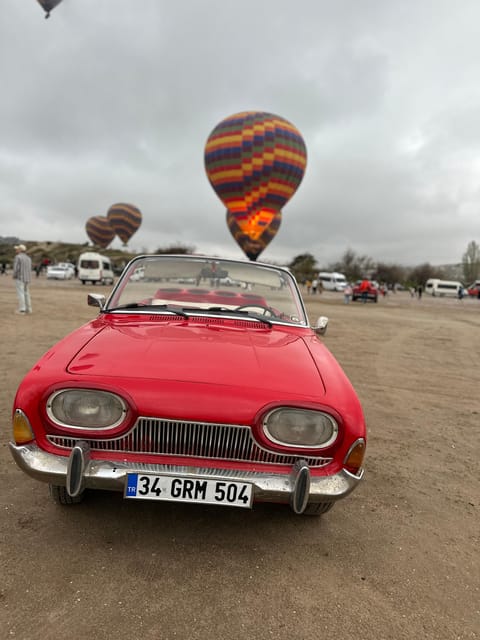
(9, 441, 364, 514)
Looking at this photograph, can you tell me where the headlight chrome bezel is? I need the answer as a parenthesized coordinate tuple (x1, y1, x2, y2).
(262, 407, 339, 449)
(46, 389, 128, 430)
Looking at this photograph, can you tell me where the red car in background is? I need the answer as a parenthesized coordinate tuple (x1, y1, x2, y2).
(10, 255, 366, 517)
(467, 281, 480, 297)
(352, 279, 379, 303)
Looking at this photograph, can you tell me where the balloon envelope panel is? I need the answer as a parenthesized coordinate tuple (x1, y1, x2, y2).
(85, 216, 115, 249)
(107, 203, 142, 245)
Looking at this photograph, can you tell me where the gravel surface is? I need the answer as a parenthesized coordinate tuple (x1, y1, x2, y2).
(1, 275, 478, 640)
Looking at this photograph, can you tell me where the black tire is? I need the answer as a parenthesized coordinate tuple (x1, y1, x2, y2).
(81, 280, 86, 285)
(49, 484, 85, 505)
(302, 502, 334, 516)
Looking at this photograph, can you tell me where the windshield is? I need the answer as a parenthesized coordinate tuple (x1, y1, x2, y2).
(106, 255, 308, 326)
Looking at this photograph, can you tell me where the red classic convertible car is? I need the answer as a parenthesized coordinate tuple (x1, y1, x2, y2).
(10, 255, 366, 516)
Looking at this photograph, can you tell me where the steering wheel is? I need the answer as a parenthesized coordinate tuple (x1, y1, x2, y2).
(235, 304, 274, 317)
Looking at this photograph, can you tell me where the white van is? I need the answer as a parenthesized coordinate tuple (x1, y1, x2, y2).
(424, 279, 464, 297)
(318, 272, 347, 292)
(77, 252, 114, 285)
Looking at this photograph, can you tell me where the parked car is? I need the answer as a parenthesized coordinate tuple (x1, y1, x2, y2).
(129, 266, 145, 281)
(352, 280, 379, 302)
(219, 275, 241, 286)
(46, 262, 76, 280)
(10, 255, 366, 516)
(466, 281, 480, 297)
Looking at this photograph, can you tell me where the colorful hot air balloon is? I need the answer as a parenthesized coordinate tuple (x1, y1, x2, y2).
(85, 216, 116, 249)
(107, 203, 142, 246)
(36, 0, 63, 18)
(226, 210, 282, 262)
(204, 111, 307, 258)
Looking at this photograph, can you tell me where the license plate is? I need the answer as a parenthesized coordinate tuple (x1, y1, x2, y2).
(125, 474, 253, 509)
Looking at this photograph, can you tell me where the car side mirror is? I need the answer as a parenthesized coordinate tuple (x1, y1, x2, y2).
(88, 293, 106, 310)
(314, 316, 329, 336)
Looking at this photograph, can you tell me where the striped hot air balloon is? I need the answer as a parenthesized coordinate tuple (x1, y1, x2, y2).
(85, 216, 115, 249)
(204, 111, 307, 259)
(36, 0, 63, 18)
(107, 203, 142, 246)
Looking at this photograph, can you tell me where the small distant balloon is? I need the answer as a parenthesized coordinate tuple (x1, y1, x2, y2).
(226, 209, 282, 262)
(36, 0, 63, 18)
(204, 111, 307, 259)
(85, 216, 115, 249)
(107, 203, 142, 246)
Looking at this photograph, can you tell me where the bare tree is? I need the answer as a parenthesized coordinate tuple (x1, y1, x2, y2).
(328, 248, 375, 282)
(288, 253, 318, 283)
(154, 243, 196, 255)
(462, 241, 480, 284)
(374, 262, 407, 287)
(408, 263, 445, 287)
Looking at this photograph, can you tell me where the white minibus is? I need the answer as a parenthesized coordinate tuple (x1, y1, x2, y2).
(424, 279, 463, 297)
(77, 252, 115, 285)
(318, 272, 347, 292)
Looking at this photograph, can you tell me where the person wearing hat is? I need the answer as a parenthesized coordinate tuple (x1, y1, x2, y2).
(13, 244, 32, 314)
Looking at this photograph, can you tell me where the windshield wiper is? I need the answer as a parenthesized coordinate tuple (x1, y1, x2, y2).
(201, 307, 272, 327)
(106, 303, 188, 318)
(107, 303, 272, 325)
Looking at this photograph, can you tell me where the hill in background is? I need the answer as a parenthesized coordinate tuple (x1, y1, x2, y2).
(0, 239, 137, 272)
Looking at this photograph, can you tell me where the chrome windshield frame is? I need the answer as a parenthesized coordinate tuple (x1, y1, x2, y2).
(103, 254, 309, 327)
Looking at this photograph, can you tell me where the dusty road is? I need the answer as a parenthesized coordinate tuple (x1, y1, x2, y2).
(0, 275, 478, 640)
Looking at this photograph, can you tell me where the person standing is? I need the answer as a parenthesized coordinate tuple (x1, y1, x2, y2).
(344, 283, 353, 304)
(13, 244, 32, 314)
(360, 278, 370, 303)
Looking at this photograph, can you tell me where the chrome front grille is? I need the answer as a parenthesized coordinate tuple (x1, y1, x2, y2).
(47, 417, 331, 468)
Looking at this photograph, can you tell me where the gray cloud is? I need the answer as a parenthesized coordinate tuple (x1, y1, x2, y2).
(1, 0, 479, 267)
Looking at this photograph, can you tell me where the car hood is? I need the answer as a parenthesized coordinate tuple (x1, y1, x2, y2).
(66, 320, 325, 396)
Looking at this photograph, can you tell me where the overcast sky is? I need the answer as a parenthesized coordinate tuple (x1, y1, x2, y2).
(1, 1, 479, 267)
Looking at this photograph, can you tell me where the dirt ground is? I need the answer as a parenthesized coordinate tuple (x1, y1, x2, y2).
(0, 274, 478, 640)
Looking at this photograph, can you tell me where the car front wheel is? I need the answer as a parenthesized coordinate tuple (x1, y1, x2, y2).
(302, 502, 334, 516)
(49, 484, 85, 505)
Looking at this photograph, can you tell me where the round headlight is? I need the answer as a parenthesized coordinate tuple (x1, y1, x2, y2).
(263, 407, 338, 448)
(47, 389, 126, 429)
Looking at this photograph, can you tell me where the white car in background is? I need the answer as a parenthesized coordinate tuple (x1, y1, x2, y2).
(130, 267, 145, 281)
(46, 262, 76, 280)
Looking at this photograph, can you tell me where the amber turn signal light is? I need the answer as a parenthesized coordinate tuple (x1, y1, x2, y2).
(344, 439, 366, 475)
(12, 410, 35, 445)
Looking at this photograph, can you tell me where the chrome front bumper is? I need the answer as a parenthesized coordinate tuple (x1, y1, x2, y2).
(9, 441, 363, 513)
